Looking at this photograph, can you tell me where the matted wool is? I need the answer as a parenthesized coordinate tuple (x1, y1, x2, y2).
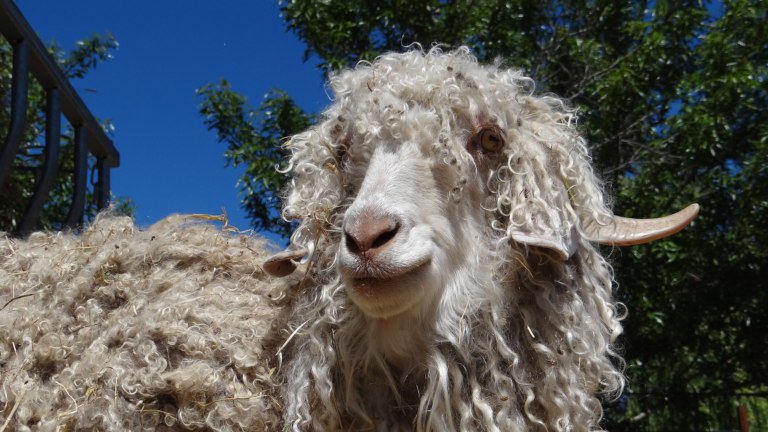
(1, 214, 294, 431)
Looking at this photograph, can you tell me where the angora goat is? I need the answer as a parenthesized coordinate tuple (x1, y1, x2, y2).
(264, 46, 698, 432)
(0, 46, 697, 432)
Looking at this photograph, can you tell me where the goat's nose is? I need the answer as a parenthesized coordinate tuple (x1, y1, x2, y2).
(344, 212, 400, 256)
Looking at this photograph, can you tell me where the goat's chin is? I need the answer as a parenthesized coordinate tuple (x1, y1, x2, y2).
(344, 263, 434, 319)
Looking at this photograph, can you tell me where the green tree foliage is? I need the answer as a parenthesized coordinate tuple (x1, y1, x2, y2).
(0, 32, 133, 232)
(197, 82, 312, 238)
(199, 0, 766, 429)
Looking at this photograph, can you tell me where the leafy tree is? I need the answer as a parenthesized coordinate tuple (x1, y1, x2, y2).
(199, 0, 767, 429)
(197, 83, 312, 238)
(0, 32, 133, 232)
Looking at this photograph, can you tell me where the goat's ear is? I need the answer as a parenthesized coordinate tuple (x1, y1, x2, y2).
(502, 164, 579, 261)
(262, 247, 308, 277)
(509, 228, 576, 261)
(506, 184, 578, 261)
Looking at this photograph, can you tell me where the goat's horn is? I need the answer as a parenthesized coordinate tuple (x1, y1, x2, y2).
(262, 247, 309, 277)
(583, 203, 700, 246)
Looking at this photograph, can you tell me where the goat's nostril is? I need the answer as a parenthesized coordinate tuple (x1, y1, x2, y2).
(370, 223, 399, 249)
(345, 232, 361, 255)
(344, 215, 400, 255)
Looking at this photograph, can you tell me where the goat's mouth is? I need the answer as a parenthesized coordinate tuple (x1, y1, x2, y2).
(344, 259, 432, 318)
(345, 255, 428, 280)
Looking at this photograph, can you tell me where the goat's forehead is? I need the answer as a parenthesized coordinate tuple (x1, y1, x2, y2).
(327, 57, 521, 127)
(308, 52, 542, 172)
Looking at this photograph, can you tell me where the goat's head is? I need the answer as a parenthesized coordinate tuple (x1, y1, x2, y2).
(265, 47, 697, 321)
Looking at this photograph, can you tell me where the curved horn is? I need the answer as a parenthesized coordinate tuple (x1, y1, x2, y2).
(262, 247, 308, 277)
(583, 203, 699, 246)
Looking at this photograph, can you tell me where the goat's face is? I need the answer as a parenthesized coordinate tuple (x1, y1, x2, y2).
(337, 132, 488, 319)
(331, 86, 524, 320)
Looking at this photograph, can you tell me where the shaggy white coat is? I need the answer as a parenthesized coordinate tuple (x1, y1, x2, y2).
(1, 47, 628, 431)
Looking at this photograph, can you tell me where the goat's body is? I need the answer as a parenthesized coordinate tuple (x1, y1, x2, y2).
(0, 215, 287, 431)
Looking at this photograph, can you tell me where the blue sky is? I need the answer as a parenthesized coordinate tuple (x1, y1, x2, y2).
(16, 1, 329, 242)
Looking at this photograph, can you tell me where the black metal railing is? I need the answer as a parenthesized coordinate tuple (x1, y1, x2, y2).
(0, 0, 119, 236)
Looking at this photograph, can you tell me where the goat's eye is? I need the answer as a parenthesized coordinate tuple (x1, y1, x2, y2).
(477, 127, 504, 153)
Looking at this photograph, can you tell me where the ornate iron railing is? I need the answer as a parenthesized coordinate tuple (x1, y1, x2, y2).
(0, 0, 119, 236)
